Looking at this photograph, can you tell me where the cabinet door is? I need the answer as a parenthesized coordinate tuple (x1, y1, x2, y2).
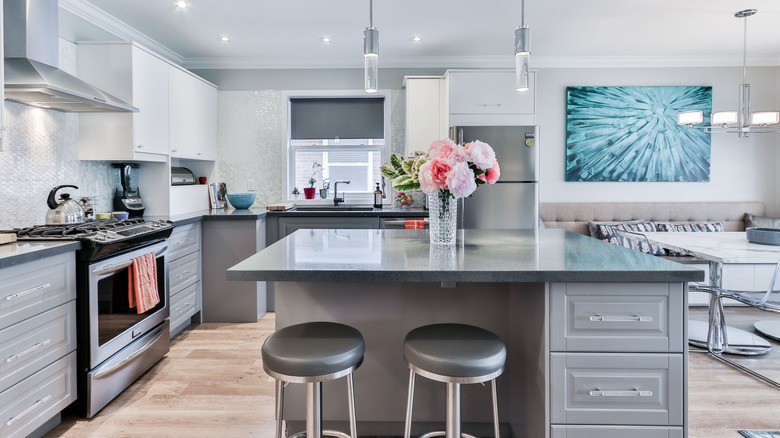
(449, 70, 535, 115)
(405, 77, 448, 156)
(131, 46, 169, 156)
(170, 66, 217, 160)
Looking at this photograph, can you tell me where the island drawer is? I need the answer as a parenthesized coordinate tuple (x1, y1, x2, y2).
(168, 223, 201, 261)
(169, 251, 199, 296)
(0, 302, 76, 394)
(550, 352, 683, 426)
(0, 253, 76, 332)
(0, 351, 76, 438)
(170, 283, 199, 330)
(550, 282, 684, 353)
(551, 425, 683, 438)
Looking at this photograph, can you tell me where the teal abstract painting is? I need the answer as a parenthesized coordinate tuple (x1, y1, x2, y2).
(565, 86, 712, 182)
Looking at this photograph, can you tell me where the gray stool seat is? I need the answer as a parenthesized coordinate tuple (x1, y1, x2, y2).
(263, 321, 365, 438)
(263, 321, 365, 381)
(404, 323, 506, 438)
(404, 323, 506, 382)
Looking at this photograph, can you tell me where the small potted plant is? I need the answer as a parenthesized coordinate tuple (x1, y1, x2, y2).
(303, 162, 322, 199)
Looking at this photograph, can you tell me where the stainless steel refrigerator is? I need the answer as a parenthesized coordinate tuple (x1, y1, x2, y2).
(450, 125, 539, 229)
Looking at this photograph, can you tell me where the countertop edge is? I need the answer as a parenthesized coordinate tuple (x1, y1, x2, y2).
(0, 241, 81, 269)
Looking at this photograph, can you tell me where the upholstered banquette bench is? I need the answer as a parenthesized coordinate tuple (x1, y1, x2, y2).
(540, 202, 765, 235)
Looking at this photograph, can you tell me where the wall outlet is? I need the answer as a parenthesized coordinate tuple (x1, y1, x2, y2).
(247, 179, 256, 192)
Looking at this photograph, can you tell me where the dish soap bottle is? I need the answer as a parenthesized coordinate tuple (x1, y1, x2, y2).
(373, 182, 383, 209)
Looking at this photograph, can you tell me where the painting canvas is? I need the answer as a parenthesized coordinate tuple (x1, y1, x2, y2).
(565, 86, 712, 182)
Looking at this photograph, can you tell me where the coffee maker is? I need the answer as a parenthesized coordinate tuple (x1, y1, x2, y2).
(112, 163, 145, 217)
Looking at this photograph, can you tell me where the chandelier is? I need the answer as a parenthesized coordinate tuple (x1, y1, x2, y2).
(677, 9, 779, 138)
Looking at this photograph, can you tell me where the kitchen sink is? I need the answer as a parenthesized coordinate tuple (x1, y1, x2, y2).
(291, 206, 376, 212)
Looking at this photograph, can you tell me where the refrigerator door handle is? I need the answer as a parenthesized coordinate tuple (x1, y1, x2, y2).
(449, 126, 464, 144)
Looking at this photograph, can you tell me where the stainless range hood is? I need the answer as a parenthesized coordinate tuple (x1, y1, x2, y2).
(3, 0, 138, 112)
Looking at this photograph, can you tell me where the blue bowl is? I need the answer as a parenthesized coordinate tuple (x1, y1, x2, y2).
(227, 192, 256, 209)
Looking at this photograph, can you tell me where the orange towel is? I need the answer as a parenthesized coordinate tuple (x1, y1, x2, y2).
(405, 219, 426, 229)
(128, 253, 160, 314)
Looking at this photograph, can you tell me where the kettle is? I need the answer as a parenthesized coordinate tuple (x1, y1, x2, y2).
(46, 185, 86, 225)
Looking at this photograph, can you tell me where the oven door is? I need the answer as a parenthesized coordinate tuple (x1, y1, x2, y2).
(87, 240, 169, 369)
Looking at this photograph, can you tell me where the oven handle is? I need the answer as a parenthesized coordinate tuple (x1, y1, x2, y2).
(92, 324, 166, 379)
(91, 246, 168, 276)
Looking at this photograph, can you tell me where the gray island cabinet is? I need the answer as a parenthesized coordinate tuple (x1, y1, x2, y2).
(228, 229, 702, 438)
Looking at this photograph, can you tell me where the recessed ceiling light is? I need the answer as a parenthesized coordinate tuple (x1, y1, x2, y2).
(320, 36, 332, 44)
(219, 35, 230, 43)
(174, 0, 188, 9)
(411, 35, 422, 42)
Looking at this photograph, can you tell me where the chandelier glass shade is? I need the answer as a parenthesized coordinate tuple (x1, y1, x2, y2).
(514, 0, 530, 92)
(677, 9, 779, 137)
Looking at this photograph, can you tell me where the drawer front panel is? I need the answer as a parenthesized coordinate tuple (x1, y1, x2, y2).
(551, 425, 683, 438)
(0, 253, 76, 331)
(550, 353, 683, 426)
(169, 223, 200, 260)
(169, 251, 199, 296)
(0, 302, 76, 393)
(170, 283, 199, 330)
(0, 352, 76, 438)
(550, 283, 684, 353)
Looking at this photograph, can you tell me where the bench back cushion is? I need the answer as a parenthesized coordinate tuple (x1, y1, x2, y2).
(540, 202, 765, 235)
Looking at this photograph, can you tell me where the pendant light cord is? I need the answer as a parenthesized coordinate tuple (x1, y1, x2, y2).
(741, 13, 748, 85)
(370, 0, 374, 29)
(520, 0, 525, 27)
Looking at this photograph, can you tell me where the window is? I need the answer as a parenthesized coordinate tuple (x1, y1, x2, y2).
(286, 93, 390, 203)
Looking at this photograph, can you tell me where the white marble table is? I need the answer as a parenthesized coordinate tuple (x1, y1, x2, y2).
(642, 231, 780, 387)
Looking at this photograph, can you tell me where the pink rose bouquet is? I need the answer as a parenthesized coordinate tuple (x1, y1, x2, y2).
(380, 138, 500, 199)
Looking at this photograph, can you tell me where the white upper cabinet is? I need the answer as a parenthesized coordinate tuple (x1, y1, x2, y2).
(169, 66, 218, 161)
(78, 42, 169, 162)
(404, 76, 449, 157)
(447, 69, 536, 125)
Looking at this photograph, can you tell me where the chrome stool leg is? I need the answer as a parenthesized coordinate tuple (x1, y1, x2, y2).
(347, 374, 358, 438)
(404, 370, 416, 438)
(306, 382, 323, 438)
(275, 380, 285, 438)
(491, 379, 500, 438)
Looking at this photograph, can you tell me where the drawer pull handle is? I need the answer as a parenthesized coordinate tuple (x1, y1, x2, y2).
(6, 394, 52, 426)
(7, 339, 52, 363)
(589, 315, 653, 322)
(589, 389, 653, 397)
(479, 103, 502, 107)
(6, 283, 51, 301)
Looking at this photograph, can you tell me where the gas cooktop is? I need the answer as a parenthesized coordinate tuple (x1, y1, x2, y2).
(6, 218, 175, 261)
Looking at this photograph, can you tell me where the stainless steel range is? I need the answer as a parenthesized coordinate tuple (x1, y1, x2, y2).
(8, 218, 175, 417)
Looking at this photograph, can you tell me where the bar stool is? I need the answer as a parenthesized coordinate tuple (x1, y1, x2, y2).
(403, 323, 506, 438)
(262, 321, 365, 438)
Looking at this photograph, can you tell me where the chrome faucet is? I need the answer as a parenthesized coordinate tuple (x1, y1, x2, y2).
(333, 180, 351, 206)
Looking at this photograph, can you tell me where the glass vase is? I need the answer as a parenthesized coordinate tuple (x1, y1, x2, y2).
(427, 191, 457, 246)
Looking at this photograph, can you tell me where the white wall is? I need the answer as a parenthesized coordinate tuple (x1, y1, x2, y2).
(203, 65, 780, 215)
(537, 66, 779, 215)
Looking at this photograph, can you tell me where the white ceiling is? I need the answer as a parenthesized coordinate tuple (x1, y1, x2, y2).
(59, 0, 780, 70)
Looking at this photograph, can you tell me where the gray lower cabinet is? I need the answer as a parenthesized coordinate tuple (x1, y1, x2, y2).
(202, 217, 266, 322)
(168, 222, 203, 338)
(0, 252, 77, 438)
(549, 282, 686, 435)
(267, 216, 380, 245)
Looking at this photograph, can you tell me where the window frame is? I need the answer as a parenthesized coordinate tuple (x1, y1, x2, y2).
(282, 89, 392, 204)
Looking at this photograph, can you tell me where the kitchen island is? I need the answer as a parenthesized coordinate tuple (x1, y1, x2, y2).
(228, 229, 703, 437)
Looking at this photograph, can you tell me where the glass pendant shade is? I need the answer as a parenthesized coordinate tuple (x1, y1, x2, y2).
(514, 26, 530, 92)
(750, 111, 780, 126)
(364, 27, 379, 94)
(677, 111, 704, 126)
(711, 111, 739, 126)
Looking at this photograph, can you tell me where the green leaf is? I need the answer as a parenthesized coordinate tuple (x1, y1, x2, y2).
(381, 164, 400, 180)
(392, 175, 420, 192)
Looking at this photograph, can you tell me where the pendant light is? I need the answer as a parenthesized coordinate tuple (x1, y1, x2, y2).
(677, 9, 780, 138)
(363, 0, 379, 94)
(514, 0, 530, 92)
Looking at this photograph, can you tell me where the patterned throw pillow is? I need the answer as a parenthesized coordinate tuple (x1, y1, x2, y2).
(594, 221, 667, 256)
(656, 222, 725, 232)
(656, 222, 725, 256)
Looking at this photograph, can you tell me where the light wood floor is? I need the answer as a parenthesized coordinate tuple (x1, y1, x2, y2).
(46, 310, 780, 438)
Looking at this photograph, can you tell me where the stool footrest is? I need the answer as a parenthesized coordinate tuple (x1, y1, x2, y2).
(287, 431, 353, 438)
(418, 432, 478, 438)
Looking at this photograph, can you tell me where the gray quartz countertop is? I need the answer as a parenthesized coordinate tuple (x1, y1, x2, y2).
(0, 241, 80, 269)
(266, 206, 428, 217)
(228, 228, 704, 283)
